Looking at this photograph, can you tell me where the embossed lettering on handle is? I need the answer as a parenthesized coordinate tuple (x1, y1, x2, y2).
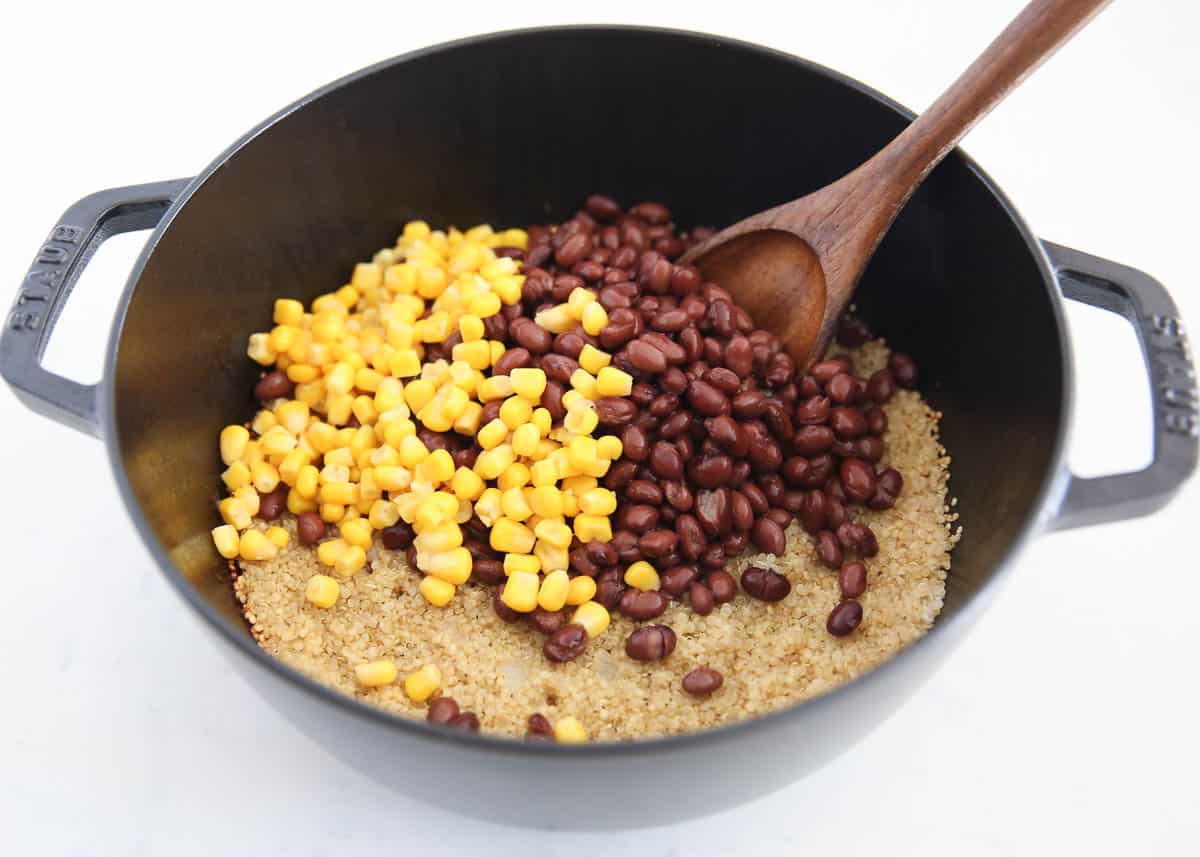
(8, 224, 85, 334)
(1147, 314, 1199, 439)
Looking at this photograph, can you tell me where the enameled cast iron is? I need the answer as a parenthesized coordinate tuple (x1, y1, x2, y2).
(3, 28, 1196, 828)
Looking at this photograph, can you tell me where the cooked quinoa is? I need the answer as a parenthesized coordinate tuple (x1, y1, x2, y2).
(234, 340, 958, 740)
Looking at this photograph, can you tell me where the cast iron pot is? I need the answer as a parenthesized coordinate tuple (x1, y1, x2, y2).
(3, 27, 1196, 829)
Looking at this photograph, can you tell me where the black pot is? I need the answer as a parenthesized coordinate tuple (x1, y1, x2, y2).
(3, 27, 1195, 829)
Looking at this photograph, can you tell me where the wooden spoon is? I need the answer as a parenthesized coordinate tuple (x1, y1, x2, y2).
(681, 0, 1111, 367)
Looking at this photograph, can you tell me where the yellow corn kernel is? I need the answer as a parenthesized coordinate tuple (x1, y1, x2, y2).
(527, 409, 550, 438)
(416, 266, 448, 300)
(474, 487, 503, 526)
(534, 304, 574, 334)
(319, 482, 358, 506)
(511, 423, 540, 457)
(489, 341, 506, 365)
(249, 460, 279, 494)
(247, 333, 276, 366)
(525, 485, 561, 518)
(467, 291, 502, 318)
(573, 515, 613, 543)
(578, 344, 611, 375)
(291, 465, 317, 500)
(334, 544, 367, 577)
(239, 529, 279, 561)
(503, 553, 541, 576)
(624, 560, 660, 592)
(477, 418, 509, 451)
(499, 396, 533, 429)
(595, 366, 634, 397)
(355, 660, 398, 688)
(491, 275, 523, 306)
(368, 499, 401, 529)
(566, 436, 599, 472)
(414, 521, 463, 553)
(533, 540, 569, 574)
(474, 444, 515, 480)
(340, 517, 373, 550)
(234, 484, 261, 516)
(264, 526, 289, 549)
(509, 367, 548, 401)
(500, 486, 534, 522)
(416, 448, 455, 485)
(218, 497, 252, 530)
(287, 363, 321, 384)
(220, 424, 250, 465)
(572, 601, 611, 637)
(357, 467, 381, 502)
(490, 517, 535, 554)
(451, 340, 491, 371)
(392, 434, 427, 467)
(566, 286, 597, 314)
(270, 324, 298, 356)
(403, 664, 442, 703)
(402, 378, 435, 413)
(304, 421, 337, 454)
(450, 467, 485, 501)
(415, 492, 459, 529)
(274, 298, 305, 326)
(402, 220, 431, 241)
(421, 547, 472, 585)
(457, 313, 484, 342)
(419, 575, 456, 606)
(596, 435, 623, 460)
(537, 569, 570, 612)
(564, 407, 599, 435)
(211, 525, 240, 559)
(279, 449, 310, 486)
(351, 395, 378, 426)
(581, 302, 608, 336)
(221, 461, 251, 492)
(304, 574, 340, 609)
(477, 375, 513, 402)
(579, 487, 617, 516)
(560, 475, 598, 494)
(320, 503, 346, 523)
(566, 575, 597, 606)
(453, 400, 483, 436)
(554, 716, 588, 744)
(533, 518, 572, 550)
(501, 570, 540, 613)
(287, 489, 318, 515)
(316, 538, 348, 567)
(387, 348, 419, 379)
(497, 462, 531, 491)
(271, 400, 307, 436)
(530, 459, 558, 487)
(383, 419, 417, 449)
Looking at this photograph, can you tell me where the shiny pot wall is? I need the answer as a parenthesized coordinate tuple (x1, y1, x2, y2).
(3, 27, 1196, 829)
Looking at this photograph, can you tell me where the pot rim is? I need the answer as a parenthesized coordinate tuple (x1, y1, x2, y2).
(100, 24, 1074, 757)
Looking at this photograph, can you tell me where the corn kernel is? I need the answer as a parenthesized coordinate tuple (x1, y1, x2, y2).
(355, 660, 398, 687)
(249, 460, 279, 494)
(560, 390, 586, 413)
(566, 575, 597, 606)
(340, 517, 373, 549)
(579, 487, 617, 516)
(417, 448, 455, 485)
(452, 339, 492, 370)
(566, 436, 599, 473)
(533, 540, 570, 574)
(239, 529, 279, 561)
(477, 418, 509, 450)
(524, 485, 560, 519)
(624, 560, 660, 591)
(531, 407, 553, 436)
(572, 601, 611, 637)
(453, 400, 483, 435)
(419, 575, 456, 606)
(501, 570, 539, 613)
(316, 538, 348, 566)
(391, 349, 421, 378)
(305, 574, 340, 608)
(573, 514, 612, 543)
(474, 444, 515, 480)
(414, 492, 459, 529)
(351, 263, 381, 290)
(319, 482, 358, 506)
(509, 367, 548, 401)
(564, 407, 599, 435)
(334, 544, 367, 577)
(503, 553, 541, 576)
(234, 484, 260, 516)
(578, 344, 611, 375)
(596, 435, 623, 460)
(247, 333, 276, 366)
(554, 716, 588, 744)
(458, 314, 485, 342)
(477, 375, 513, 402)
(534, 304, 574, 334)
(368, 499, 401, 529)
(468, 291, 502, 318)
(490, 517, 535, 554)
(219, 497, 252, 530)
(287, 363, 321, 384)
(569, 368, 598, 400)
(500, 487, 534, 521)
(530, 458, 559, 487)
(211, 525, 240, 559)
(414, 521, 463, 553)
(497, 462, 531, 491)
(220, 424, 250, 465)
(287, 489, 318, 515)
(320, 503, 346, 523)
(596, 366, 634, 397)
(581, 302, 608, 336)
(274, 298, 305, 326)
(221, 461, 251, 492)
(474, 487, 503, 526)
(537, 569, 570, 612)
(450, 466, 485, 501)
(533, 518, 573, 550)
(404, 664, 442, 703)
(509, 423, 538, 457)
(266, 526, 289, 549)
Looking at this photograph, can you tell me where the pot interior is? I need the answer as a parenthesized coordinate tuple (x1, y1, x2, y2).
(111, 28, 1064, 661)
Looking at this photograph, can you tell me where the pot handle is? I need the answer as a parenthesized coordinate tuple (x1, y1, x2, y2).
(0, 178, 191, 437)
(1044, 241, 1198, 530)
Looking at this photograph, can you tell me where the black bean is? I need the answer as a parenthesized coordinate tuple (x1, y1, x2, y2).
(682, 667, 724, 696)
(827, 600, 863, 636)
(544, 624, 588, 661)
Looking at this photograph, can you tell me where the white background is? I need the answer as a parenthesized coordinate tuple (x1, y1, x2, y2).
(1, 1, 1197, 854)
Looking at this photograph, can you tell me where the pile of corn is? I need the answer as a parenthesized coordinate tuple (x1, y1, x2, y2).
(211, 220, 634, 646)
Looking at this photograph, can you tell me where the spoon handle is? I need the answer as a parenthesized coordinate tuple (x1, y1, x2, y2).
(865, 0, 1111, 209)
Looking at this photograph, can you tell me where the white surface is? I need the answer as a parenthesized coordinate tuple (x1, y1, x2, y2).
(1, 1, 1197, 854)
